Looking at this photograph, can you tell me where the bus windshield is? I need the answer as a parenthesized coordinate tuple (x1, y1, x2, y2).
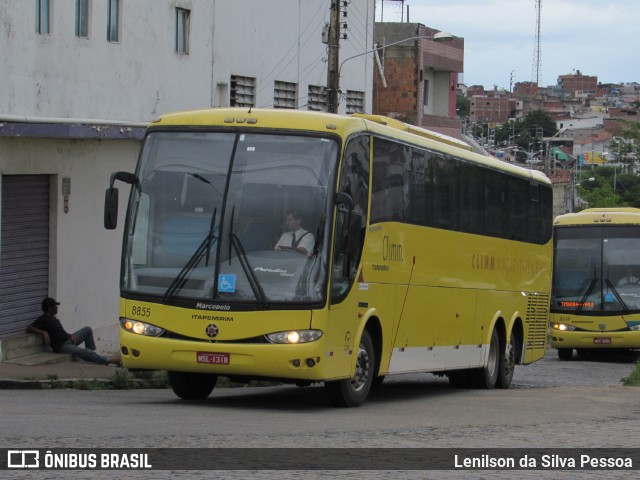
(123, 130, 338, 305)
(552, 226, 640, 313)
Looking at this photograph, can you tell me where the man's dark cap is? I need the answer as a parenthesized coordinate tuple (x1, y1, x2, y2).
(42, 297, 60, 312)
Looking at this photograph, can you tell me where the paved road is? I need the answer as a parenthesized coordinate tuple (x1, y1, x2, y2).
(1, 349, 639, 479)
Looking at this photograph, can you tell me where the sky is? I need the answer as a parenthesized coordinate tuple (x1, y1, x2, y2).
(375, 0, 639, 89)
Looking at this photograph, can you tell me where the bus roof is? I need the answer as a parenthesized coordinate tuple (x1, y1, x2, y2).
(150, 108, 550, 185)
(554, 207, 640, 226)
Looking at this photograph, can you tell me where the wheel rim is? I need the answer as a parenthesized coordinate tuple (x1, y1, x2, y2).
(487, 333, 499, 378)
(504, 336, 516, 377)
(351, 342, 371, 391)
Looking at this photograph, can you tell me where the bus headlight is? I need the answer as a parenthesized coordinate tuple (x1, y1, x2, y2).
(120, 318, 164, 337)
(266, 330, 323, 344)
(552, 323, 576, 332)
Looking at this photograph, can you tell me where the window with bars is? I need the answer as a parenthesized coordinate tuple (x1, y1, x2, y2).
(274, 81, 297, 109)
(307, 85, 327, 111)
(75, 0, 89, 38)
(230, 75, 256, 107)
(175, 8, 190, 54)
(35, 0, 51, 35)
(107, 0, 120, 42)
(346, 90, 365, 114)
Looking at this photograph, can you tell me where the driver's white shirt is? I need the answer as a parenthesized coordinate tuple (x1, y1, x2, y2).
(275, 228, 314, 253)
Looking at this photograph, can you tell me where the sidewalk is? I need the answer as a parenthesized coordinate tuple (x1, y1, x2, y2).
(0, 359, 161, 389)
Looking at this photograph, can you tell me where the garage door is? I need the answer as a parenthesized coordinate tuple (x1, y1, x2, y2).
(0, 175, 50, 338)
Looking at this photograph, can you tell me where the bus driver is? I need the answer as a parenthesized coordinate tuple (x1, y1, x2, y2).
(274, 210, 314, 255)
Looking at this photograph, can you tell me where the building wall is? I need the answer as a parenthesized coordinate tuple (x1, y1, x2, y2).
(558, 73, 598, 99)
(372, 22, 464, 131)
(469, 96, 513, 123)
(1, 0, 374, 120)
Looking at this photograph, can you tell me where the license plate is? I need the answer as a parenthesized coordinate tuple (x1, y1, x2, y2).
(196, 352, 230, 365)
(593, 338, 611, 345)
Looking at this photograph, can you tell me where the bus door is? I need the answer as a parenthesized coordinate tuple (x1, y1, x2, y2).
(326, 135, 370, 378)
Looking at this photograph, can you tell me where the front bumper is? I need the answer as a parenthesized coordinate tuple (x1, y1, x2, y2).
(550, 328, 640, 349)
(119, 330, 333, 381)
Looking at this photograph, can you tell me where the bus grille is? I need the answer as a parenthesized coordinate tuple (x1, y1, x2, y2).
(525, 293, 549, 351)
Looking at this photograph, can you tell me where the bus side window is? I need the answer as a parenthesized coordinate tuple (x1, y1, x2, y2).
(331, 135, 370, 304)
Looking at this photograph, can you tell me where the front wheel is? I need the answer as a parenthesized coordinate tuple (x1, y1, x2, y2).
(325, 330, 375, 407)
(168, 371, 218, 400)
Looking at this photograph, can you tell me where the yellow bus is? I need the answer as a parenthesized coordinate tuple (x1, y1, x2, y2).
(550, 208, 640, 360)
(104, 108, 553, 406)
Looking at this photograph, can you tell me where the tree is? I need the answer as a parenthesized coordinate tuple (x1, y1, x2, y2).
(609, 120, 640, 169)
(456, 94, 470, 118)
(576, 167, 640, 209)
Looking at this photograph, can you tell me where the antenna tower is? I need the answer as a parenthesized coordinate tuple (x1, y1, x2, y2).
(532, 0, 541, 85)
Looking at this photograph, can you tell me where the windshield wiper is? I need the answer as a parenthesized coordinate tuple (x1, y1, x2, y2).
(163, 208, 217, 301)
(226, 207, 268, 306)
(576, 277, 597, 313)
(605, 278, 630, 313)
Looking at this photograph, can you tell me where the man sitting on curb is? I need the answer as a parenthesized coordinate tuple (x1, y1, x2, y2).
(27, 297, 121, 366)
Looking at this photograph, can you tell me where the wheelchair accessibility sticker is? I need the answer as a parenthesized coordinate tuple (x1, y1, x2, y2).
(218, 274, 236, 293)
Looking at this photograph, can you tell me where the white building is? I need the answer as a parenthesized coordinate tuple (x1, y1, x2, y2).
(0, 0, 375, 347)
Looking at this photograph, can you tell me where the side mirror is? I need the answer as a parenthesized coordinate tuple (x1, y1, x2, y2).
(104, 187, 119, 229)
(110, 171, 138, 188)
(334, 192, 353, 210)
(104, 171, 137, 230)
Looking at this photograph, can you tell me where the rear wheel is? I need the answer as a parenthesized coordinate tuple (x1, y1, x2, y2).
(471, 328, 499, 389)
(496, 331, 516, 389)
(325, 330, 374, 407)
(557, 348, 573, 361)
(168, 371, 218, 400)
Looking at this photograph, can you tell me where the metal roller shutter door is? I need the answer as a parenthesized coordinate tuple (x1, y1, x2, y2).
(0, 175, 50, 338)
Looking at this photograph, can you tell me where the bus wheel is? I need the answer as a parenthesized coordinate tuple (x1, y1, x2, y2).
(471, 328, 499, 389)
(168, 371, 218, 400)
(325, 330, 374, 407)
(557, 348, 573, 361)
(496, 331, 516, 389)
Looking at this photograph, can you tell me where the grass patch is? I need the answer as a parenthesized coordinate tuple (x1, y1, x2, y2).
(111, 367, 132, 389)
(623, 362, 640, 386)
(75, 379, 106, 390)
(47, 374, 63, 389)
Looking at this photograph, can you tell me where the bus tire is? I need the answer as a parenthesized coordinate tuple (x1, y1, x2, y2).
(168, 371, 218, 400)
(496, 331, 516, 389)
(471, 328, 500, 389)
(557, 348, 573, 361)
(325, 329, 374, 407)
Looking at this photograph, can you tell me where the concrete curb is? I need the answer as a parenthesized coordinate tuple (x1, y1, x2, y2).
(0, 376, 163, 390)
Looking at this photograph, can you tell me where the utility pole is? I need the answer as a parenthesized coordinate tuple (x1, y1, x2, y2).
(326, 1, 341, 113)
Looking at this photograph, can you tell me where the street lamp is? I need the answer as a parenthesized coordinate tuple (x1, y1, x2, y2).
(331, 32, 454, 113)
